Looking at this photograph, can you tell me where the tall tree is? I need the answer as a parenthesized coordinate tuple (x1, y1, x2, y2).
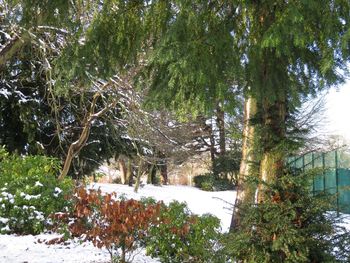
(231, 0, 350, 228)
(139, 0, 350, 230)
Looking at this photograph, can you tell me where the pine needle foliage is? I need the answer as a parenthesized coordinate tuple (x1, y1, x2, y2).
(225, 170, 350, 262)
(143, 0, 241, 115)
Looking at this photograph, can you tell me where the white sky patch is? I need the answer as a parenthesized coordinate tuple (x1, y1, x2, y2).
(325, 82, 350, 141)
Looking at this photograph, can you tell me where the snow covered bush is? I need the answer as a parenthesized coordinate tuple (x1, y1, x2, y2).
(56, 187, 162, 263)
(145, 200, 224, 263)
(0, 147, 73, 234)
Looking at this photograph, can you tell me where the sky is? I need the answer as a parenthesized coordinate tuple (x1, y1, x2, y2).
(325, 80, 350, 142)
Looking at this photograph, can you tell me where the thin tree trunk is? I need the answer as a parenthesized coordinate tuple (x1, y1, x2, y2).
(134, 158, 144, 193)
(217, 104, 227, 179)
(127, 158, 133, 186)
(209, 121, 217, 177)
(151, 163, 158, 185)
(121, 242, 126, 263)
(148, 163, 156, 184)
(160, 160, 168, 185)
(230, 96, 258, 231)
(119, 158, 127, 184)
(58, 92, 116, 180)
(159, 151, 168, 185)
(216, 103, 226, 156)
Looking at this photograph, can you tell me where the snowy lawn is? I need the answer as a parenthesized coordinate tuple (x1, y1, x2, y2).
(0, 184, 236, 263)
(2, 183, 349, 263)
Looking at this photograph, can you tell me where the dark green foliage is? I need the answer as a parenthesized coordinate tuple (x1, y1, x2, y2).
(225, 171, 350, 262)
(0, 25, 135, 177)
(143, 1, 240, 115)
(213, 151, 241, 183)
(193, 173, 234, 191)
(145, 200, 224, 263)
(54, 0, 152, 84)
(5, 0, 75, 27)
(0, 147, 73, 234)
(0, 65, 132, 177)
(1, 1, 140, 179)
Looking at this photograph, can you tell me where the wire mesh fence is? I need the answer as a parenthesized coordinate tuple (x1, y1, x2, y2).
(288, 148, 350, 214)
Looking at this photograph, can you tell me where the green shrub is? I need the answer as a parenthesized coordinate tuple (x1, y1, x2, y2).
(193, 174, 215, 191)
(224, 171, 350, 262)
(0, 147, 73, 234)
(213, 152, 240, 184)
(193, 173, 234, 191)
(146, 200, 224, 263)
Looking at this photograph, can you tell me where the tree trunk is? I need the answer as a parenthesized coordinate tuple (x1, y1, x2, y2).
(134, 158, 144, 193)
(158, 151, 168, 185)
(121, 242, 126, 263)
(160, 160, 168, 185)
(209, 121, 217, 176)
(257, 99, 287, 202)
(230, 96, 258, 231)
(58, 92, 116, 180)
(127, 159, 133, 186)
(216, 104, 226, 156)
(151, 165, 158, 185)
(58, 118, 92, 180)
(217, 104, 227, 179)
(119, 158, 127, 184)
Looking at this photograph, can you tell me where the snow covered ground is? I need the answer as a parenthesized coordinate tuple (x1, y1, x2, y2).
(2, 183, 349, 263)
(0, 184, 235, 263)
(89, 183, 236, 231)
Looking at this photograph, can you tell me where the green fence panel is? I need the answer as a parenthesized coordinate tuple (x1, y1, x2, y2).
(324, 169, 338, 209)
(295, 157, 304, 170)
(338, 150, 350, 169)
(338, 168, 350, 214)
(290, 150, 350, 214)
(313, 174, 324, 193)
(325, 169, 337, 194)
(304, 153, 313, 170)
(325, 151, 336, 168)
(313, 153, 324, 168)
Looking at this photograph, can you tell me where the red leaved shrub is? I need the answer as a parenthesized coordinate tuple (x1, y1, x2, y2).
(55, 187, 161, 263)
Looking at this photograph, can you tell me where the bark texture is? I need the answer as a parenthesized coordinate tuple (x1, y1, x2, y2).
(257, 99, 287, 202)
(230, 96, 258, 231)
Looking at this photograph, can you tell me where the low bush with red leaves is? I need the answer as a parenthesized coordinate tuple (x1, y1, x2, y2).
(54, 187, 161, 263)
